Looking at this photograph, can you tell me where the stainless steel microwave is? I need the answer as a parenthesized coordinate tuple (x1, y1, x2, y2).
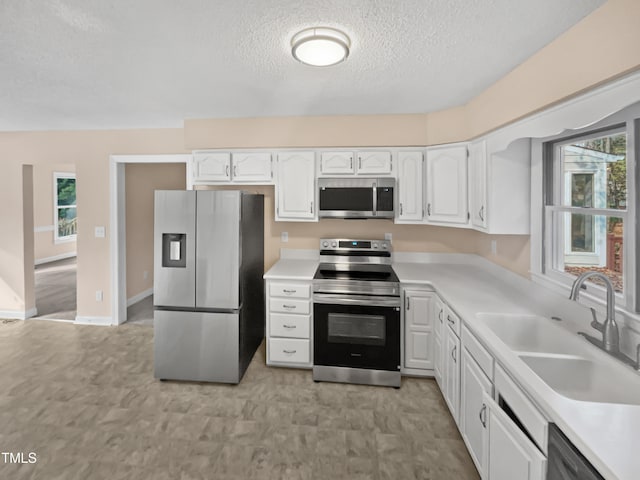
(318, 177, 395, 219)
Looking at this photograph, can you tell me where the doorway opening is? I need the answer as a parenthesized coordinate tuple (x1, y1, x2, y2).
(32, 165, 77, 321)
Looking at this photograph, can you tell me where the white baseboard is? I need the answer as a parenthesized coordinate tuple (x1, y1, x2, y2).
(0, 308, 38, 320)
(126, 288, 154, 307)
(74, 316, 113, 326)
(35, 252, 77, 266)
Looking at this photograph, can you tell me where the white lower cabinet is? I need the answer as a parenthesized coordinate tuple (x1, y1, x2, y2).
(460, 346, 492, 477)
(482, 390, 547, 480)
(403, 289, 436, 371)
(266, 279, 312, 368)
(442, 323, 461, 422)
(433, 296, 445, 388)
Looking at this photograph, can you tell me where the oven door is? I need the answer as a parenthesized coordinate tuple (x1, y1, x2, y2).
(313, 294, 400, 372)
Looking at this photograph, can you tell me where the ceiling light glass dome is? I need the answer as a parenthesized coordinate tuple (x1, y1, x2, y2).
(291, 27, 350, 67)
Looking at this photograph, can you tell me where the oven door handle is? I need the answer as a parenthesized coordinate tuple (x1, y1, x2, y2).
(313, 293, 401, 308)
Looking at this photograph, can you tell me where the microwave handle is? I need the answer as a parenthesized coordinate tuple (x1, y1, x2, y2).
(372, 182, 377, 215)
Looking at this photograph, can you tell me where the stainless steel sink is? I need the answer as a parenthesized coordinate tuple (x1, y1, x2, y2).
(519, 354, 640, 405)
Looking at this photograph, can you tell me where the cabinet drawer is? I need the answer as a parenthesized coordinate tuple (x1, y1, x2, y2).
(270, 298, 310, 315)
(269, 283, 310, 299)
(269, 313, 310, 338)
(462, 325, 494, 381)
(495, 364, 548, 454)
(269, 338, 310, 364)
(445, 307, 461, 337)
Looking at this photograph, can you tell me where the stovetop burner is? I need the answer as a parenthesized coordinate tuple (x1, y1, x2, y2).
(313, 238, 399, 297)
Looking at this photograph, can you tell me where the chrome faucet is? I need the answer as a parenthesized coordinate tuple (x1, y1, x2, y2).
(569, 271, 619, 353)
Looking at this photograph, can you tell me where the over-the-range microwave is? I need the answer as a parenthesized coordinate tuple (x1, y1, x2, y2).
(318, 177, 395, 219)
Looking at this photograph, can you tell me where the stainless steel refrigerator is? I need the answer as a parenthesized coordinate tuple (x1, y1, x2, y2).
(153, 190, 264, 384)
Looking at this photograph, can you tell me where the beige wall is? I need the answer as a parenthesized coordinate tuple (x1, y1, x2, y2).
(125, 163, 186, 300)
(1, 0, 638, 318)
(465, 0, 640, 137)
(0, 129, 187, 319)
(33, 163, 77, 262)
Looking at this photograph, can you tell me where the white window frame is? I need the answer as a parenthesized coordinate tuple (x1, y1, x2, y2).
(531, 103, 639, 321)
(53, 172, 77, 244)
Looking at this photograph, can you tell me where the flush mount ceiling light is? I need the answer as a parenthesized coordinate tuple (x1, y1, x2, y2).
(291, 27, 350, 67)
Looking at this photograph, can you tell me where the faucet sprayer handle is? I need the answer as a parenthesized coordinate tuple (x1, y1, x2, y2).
(590, 308, 604, 333)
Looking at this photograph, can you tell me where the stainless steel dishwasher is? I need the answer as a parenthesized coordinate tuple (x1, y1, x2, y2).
(547, 424, 604, 480)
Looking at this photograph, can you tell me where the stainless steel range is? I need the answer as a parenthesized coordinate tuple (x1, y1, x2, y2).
(313, 238, 401, 388)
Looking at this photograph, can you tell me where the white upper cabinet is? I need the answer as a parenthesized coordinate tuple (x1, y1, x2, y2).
(275, 152, 316, 221)
(425, 145, 469, 225)
(320, 151, 355, 174)
(191, 151, 273, 184)
(467, 138, 530, 234)
(231, 152, 273, 183)
(356, 151, 392, 175)
(468, 140, 488, 230)
(397, 151, 424, 222)
(192, 152, 231, 183)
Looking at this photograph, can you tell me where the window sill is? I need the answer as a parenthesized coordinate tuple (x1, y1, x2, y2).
(54, 235, 77, 245)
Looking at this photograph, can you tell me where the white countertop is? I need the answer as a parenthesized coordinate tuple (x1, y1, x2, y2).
(264, 251, 640, 480)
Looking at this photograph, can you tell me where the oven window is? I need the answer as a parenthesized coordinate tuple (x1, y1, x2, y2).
(319, 188, 373, 211)
(327, 313, 385, 346)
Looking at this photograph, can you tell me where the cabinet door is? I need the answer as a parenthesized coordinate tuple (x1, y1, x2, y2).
(483, 391, 546, 480)
(357, 151, 392, 175)
(425, 145, 468, 224)
(468, 140, 488, 229)
(231, 152, 273, 183)
(404, 290, 435, 370)
(397, 151, 424, 222)
(320, 151, 355, 174)
(433, 296, 445, 388)
(275, 152, 316, 220)
(461, 348, 492, 477)
(443, 326, 460, 423)
(192, 152, 231, 182)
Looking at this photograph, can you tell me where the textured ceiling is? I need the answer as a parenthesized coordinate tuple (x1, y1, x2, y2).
(0, 0, 605, 131)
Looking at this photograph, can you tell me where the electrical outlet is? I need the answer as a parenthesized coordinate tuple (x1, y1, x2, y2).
(384, 233, 392, 242)
(95, 290, 103, 302)
(281, 231, 289, 243)
(94, 226, 105, 238)
(491, 240, 497, 255)
(143, 271, 149, 280)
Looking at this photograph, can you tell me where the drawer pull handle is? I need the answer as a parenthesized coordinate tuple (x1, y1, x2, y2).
(283, 349, 296, 354)
(439, 309, 443, 322)
(447, 316, 455, 325)
(283, 324, 296, 329)
(479, 404, 487, 428)
(282, 289, 297, 294)
(451, 345, 457, 363)
(282, 304, 296, 309)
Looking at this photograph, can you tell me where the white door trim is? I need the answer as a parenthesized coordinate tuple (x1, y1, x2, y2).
(109, 154, 190, 325)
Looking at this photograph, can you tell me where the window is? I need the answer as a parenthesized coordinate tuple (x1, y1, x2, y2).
(544, 126, 630, 297)
(54, 173, 77, 242)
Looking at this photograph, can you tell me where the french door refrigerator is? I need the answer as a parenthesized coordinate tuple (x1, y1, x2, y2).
(153, 190, 264, 384)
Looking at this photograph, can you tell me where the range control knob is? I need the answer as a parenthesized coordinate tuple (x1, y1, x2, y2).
(381, 243, 388, 249)
(322, 241, 329, 248)
(372, 243, 378, 249)
(331, 241, 337, 248)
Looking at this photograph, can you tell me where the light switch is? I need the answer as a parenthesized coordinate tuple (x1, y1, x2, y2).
(95, 226, 105, 238)
(281, 232, 289, 243)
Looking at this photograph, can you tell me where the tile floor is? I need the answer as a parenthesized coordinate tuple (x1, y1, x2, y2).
(0, 319, 479, 480)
